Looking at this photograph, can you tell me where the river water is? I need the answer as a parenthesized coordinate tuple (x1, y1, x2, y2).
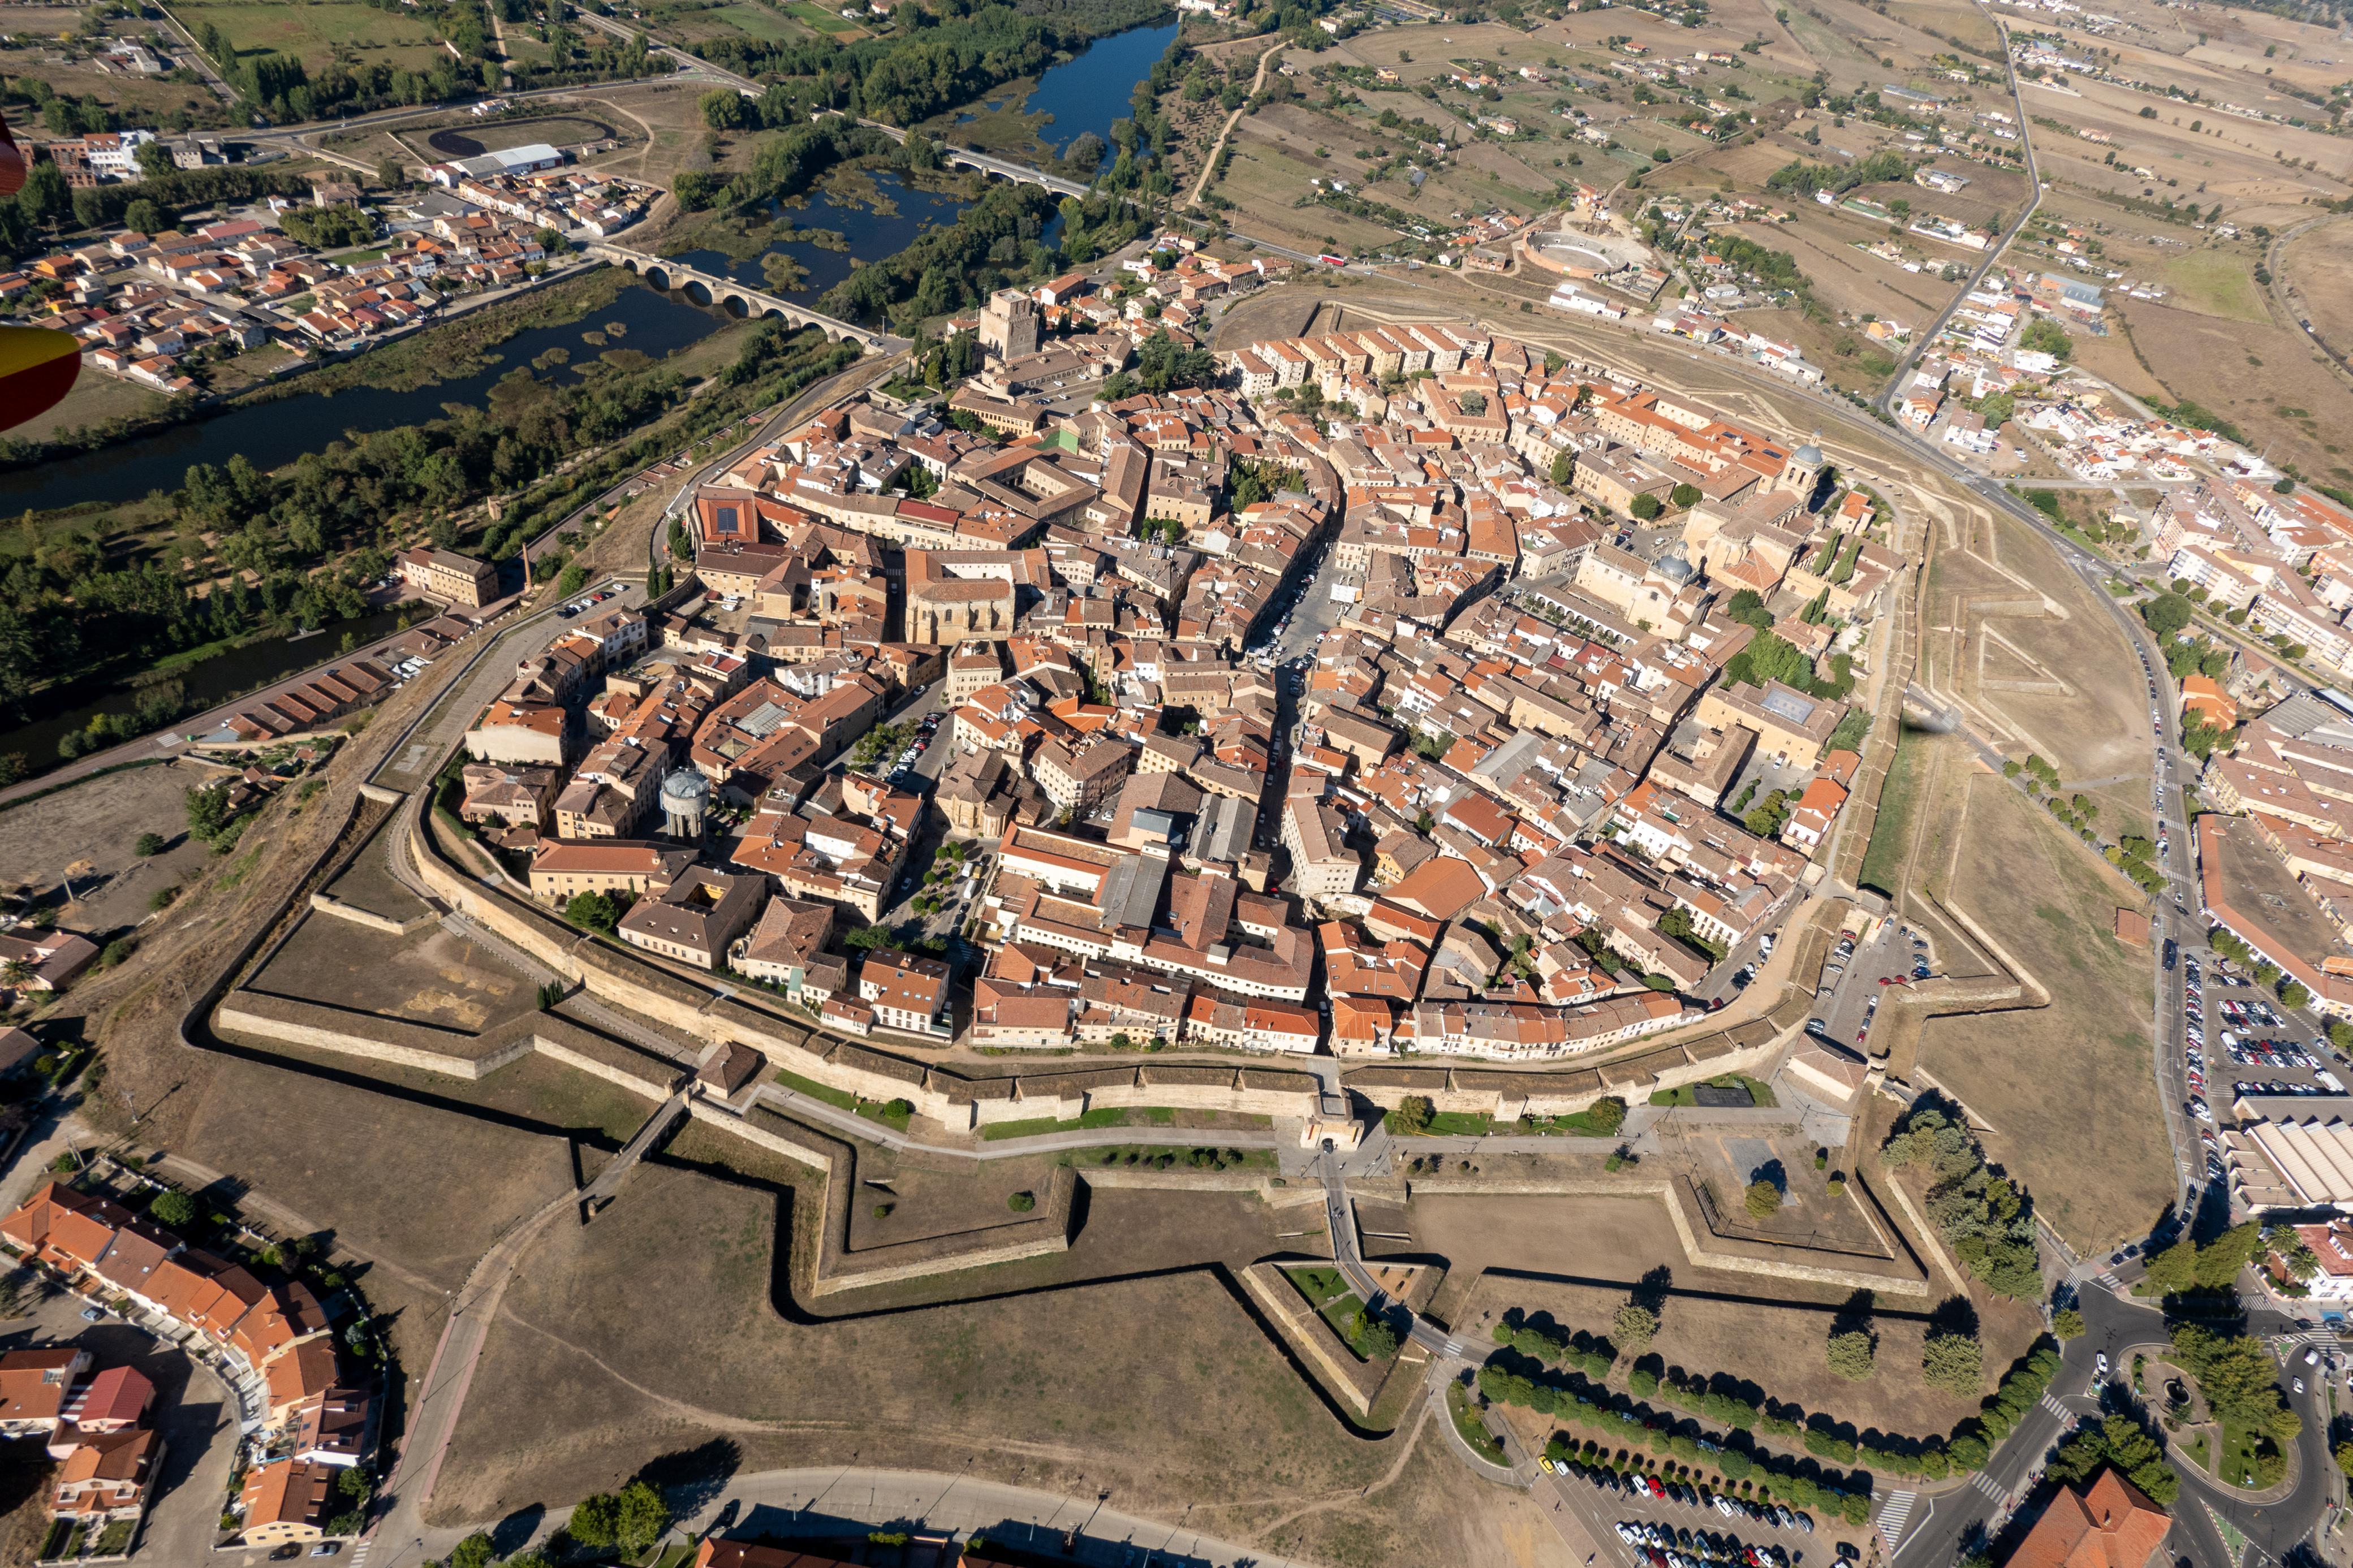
(1009, 17, 1178, 157)
(1, 605, 415, 770)
(0, 280, 730, 518)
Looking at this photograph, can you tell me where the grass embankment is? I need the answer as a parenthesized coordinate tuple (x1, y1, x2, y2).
(1447, 1377, 1509, 1464)
(1283, 1265, 1400, 1360)
(771, 1068, 911, 1131)
(1649, 1074, 1778, 1109)
(1858, 720, 1930, 897)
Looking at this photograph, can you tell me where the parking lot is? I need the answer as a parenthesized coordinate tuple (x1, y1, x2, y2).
(1809, 919, 1933, 1056)
(1535, 1453, 1850, 1568)
(2180, 948, 2353, 1180)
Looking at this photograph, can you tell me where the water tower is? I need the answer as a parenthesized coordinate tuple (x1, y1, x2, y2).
(660, 767, 711, 841)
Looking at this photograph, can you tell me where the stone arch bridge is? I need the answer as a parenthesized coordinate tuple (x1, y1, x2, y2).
(587, 244, 898, 352)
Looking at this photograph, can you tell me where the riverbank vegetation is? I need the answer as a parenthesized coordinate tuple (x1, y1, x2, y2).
(679, 0, 1170, 124)
(0, 317, 854, 779)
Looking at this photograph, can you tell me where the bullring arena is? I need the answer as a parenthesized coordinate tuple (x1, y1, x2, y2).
(1517, 222, 1656, 278)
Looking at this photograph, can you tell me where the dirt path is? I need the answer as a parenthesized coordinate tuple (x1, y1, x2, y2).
(1188, 40, 1290, 211)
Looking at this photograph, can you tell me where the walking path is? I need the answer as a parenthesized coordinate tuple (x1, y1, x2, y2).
(1188, 40, 1289, 210)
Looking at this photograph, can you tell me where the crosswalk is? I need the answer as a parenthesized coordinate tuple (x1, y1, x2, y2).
(348, 1540, 372, 1568)
(1969, 1472, 2007, 1501)
(1875, 1489, 1917, 1548)
(2093, 1269, 2121, 1289)
(2040, 1392, 2072, 1419)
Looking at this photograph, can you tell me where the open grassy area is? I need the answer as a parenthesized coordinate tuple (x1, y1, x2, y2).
(1649, 1074, 1777, 1109)
(980, 1107, 1131, 1140)
(175, 0, 453, 74)
(772, 1066, 857, 1111)
(1446, 1377, 1507, 1465)
(1284, 1266, 1398, 1361)
(1859, 722, 1934, 898)
(1917, 770, 2173, 1252)
(10, 370, 170, 448)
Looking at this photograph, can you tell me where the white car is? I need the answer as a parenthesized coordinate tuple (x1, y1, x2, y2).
(2095, 1352, 2109, 1378)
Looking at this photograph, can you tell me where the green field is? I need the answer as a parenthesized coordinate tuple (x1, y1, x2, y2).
(783, 0, 867, 34)
(2159, 249, 2270, 325)
(174, 0, 452, 74)
(713, 2, 808, 42)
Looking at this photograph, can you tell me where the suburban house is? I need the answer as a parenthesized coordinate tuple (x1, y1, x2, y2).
(235, 1457, 336, 1547)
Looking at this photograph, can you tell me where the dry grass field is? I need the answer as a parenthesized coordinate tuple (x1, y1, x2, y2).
(174, 1036, 593, 1383)
(1916, 505, 2148, 804)
(173, 0, 453, 76)
(2118, 297, 2353, 491)
(12, 369, 171, 447)
(1912, 772, 2175, 1254)
(427, 1128, 1428, 1554)
(0, 757, 214, 935)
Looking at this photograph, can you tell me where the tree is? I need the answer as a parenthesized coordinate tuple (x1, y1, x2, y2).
(2141, 593, 2195, 638)
(2053, 1414, 2178, 1504)
(1670, 482, 1701, 508)
(1391, 1095, 1434, 1135)
(1351, 1307, 1399, 1359)
(1630, 492, 1664, 521)
(2053, 1306, 2086, 1340)
(1550, 450, 1575, 486)
(1921, 1330, 1982, 1397)
(1825, 1328, 1875, 1380)
(700, 88, 748, 129)
(2141, 1234, 2200, 1294)
(614, 1480, 670, 1554)
(557, 562, 588, 597)
(563, 891, 620, 934)
(148, 1190, 196, 1229)
(133, 832, 166, 857)
(2281, 980, 2311, 1010)
(1744, 1179, 1781, 1218)
(186, 781, 234, 844)
(567, 1493, 620, 1549)
(1613, 1299, 1659, 1353)
(377, 155, 407, 189)
(447, 1535, 495, 1568)
(1585, 1096, 1627, 1134)
(123, 197, 166, 236)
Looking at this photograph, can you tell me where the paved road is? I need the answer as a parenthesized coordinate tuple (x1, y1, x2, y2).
(1891, 1273, 2334, 1568)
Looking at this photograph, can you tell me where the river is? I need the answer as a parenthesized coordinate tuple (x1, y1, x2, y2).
(0, 277, 731, 518)
(1011, 17, 1179, 157)
(669, 171, 975, 301)
(0, 605, 415, 770)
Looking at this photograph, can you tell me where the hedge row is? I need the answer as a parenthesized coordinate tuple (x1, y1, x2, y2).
(1492, 1318, 2064, 1481)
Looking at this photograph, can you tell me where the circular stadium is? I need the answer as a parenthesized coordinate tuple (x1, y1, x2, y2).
(1518, 224, 1654, 278)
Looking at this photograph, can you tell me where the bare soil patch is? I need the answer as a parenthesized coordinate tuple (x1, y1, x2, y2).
(247, 916, 534, 1033)
(0, 758, 213, 936)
